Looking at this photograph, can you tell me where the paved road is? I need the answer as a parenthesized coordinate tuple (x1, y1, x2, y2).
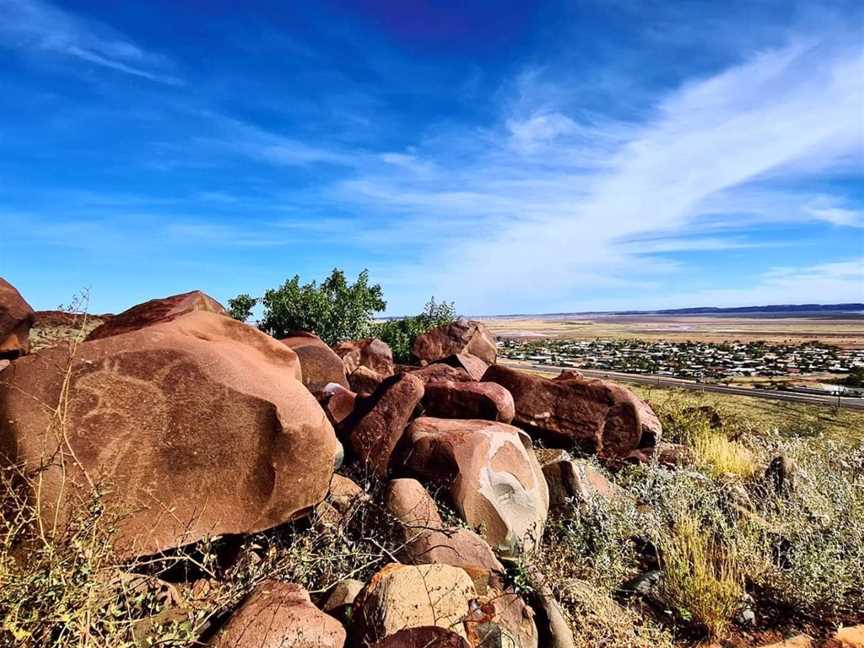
(501, 361, 864, 411)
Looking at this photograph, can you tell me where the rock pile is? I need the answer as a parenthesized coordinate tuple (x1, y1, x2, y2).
(0, 279, 669, 648)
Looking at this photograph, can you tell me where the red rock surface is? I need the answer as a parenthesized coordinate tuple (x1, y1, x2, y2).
(0, 278, 35, 359)
(86, 290, 228, 341)
(345, 372, 424, 477)
(211, 580, 345, 648)
(370, 627, 471, 648)
(0, 311, 340, 558)
(483, 364, 658, 459)
(333, 338, 395, 377)
(281, 330, 348, 394)
(411, 319, 497, 366)
(403, 417, 549, 556)
(422, 380, 515, 423)
(408, 362, 473, 384)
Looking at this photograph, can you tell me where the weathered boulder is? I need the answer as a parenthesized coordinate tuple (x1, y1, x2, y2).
(346, 373, 424, 477)
(422, 380, 515, 423)
(829, 625, 864, 647)
(371, 627, 471, 648)
(386, 479, 504, 575)
(333, 338, 394, 377)
(0, 311, 341, 558)
(482, 365, 658, 459)
(323, 578, 365, 623)
(211, 580, 345, 648)
(352, 563, 476, 645)
(0, 278, 35, 359)
(348, 365, 387, 396)
(540, 451, 628, 513)
(412, 319, 497, 366)
(623, 442, 695, 468)
(466, 589, 538, 648)
(443, 353, 491, 381)
(281, 330, 348, 394)
(320, 382, 357, 427)
(386, 478, 444, 529)
(86, 290, 227, 341)
(403, 417, 549, 556)
(409, 363, 474, 384)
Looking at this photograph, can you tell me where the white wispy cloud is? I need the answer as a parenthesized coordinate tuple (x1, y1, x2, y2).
(327, 36, 864, 312)
(0, 0, 181, 84)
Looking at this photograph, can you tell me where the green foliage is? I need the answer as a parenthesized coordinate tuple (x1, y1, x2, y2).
(227, 293, 257, 322)
(375, 297, 457, 363)
(844, 366, 864, 387)
(259, 269, 386, 345)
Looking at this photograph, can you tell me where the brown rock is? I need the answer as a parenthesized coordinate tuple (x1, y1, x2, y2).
(541, 452, 628, 513)
(403, 417, 549, 556)
(443, 352, 491, 381)
(0, 359, 9, 373)
(409, 363, 473, 384)
(829, 625, 864, 647)
(624, 442, 695, 467)
(386, 479, 504, 575)
(0, 311, 341, 558)
(333, 338, 395, 377)
(86, 290, 227, 341)
(370, 627, 471, 648)
(482, 364, 658, 459)
(281, 330, 348, 394)
(346, 373, 424, 477)
(386, 478, 444, 529)
(211, 580, 345, 648)
(320, 383, 357, 427)
(349, 365, 387, 396)
(757, 636, 813, 648)
(323, 578, 365, 622)
(0, 278, 35, 359)
(411, 319, 497, 366)
(466, 589, 538, 648)
(422, 380, 515, 423)
(329, 473, 367, 515)
(352, 563, 476, 645)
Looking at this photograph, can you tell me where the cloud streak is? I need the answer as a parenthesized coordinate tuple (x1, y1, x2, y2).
(0, 0, 182, 84)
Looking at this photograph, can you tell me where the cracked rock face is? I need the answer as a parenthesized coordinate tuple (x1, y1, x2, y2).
(0, 311, 341, 558)
(402, 417, 549, 557)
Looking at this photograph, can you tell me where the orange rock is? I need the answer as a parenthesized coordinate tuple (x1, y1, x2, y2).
(86, 290, 227, 340)
(1, 311, 340, 558)
(830, 625, 864, 647)
(0, 277, 35, 359)
(281, 330, 348, 394)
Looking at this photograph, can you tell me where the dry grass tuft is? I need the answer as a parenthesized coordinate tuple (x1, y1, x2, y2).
(692, 431, 757, 479)
(657, 515, 744, 639)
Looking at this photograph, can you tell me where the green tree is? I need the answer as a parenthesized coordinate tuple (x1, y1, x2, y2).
(227, 293, 258, 322)
(376, 297, 457, 363)
(259, 269, 386, 345)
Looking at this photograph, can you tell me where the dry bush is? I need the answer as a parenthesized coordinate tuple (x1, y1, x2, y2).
(692, 431, 757, 479)
(657, 514, 745, 638)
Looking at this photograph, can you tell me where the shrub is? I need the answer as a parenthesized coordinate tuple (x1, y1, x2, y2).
(375, 297, 456, 363)
(692, 431, 757, 479)
(226, 293, 257, 322)
(657, 514, 744, 639)
(259, 269, 386, 345)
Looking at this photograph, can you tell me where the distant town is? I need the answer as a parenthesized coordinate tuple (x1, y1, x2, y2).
(498, 338, 864, 396)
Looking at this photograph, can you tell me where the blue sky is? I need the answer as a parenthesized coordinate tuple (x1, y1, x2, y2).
(1, 0, 862, 315)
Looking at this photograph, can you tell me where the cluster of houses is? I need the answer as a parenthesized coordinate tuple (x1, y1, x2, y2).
(498, 338, 864, 385)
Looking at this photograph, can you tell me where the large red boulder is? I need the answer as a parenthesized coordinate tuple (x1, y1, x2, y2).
(211, 580, 345, 648)
(482, 365, 658, 459)
(422, 380, 515, 423)
(0, 311, 341, 558)
(345, 373, 424, 477)
(0, 278, 35, 359)
(85, 290, 227, 341)
(333, 338, 394, 377)
(403, 417, 548, 556)
(371, 627, 470, 648)
(408, 363, 473, 384)
(281, 330, 348, 394)
(411, 319, 497, 366)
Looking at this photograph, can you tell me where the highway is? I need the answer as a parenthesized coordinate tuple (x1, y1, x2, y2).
(501, 361, 864, 411)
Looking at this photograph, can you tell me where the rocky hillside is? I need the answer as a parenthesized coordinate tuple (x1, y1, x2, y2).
(1, 278, 862, 647)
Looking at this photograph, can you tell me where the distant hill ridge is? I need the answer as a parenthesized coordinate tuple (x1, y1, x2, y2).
(478, 303, 864, 319)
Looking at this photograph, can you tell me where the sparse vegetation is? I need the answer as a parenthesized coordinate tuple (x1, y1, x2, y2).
(375, 297, 457, 363)
(259, 268, 386, 344)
